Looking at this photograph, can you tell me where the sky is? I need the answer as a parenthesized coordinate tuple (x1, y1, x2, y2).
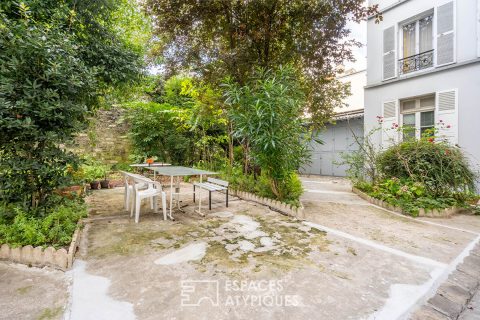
(345, 20, 368, 71)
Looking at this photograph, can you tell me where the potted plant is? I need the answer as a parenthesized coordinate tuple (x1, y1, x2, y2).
(100, 165, 110, 189)
(55, 165, 87, 198)
(83, 164, 104, 190)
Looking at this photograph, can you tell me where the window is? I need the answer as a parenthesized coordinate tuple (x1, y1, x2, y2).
(400, 95, 435, 139)
(399, 13, 434, 74)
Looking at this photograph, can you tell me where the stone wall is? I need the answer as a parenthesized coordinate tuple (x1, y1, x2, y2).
(71, 106, 131, 165)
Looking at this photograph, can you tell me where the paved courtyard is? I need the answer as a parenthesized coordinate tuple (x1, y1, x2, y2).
(0, 176, 479, 319)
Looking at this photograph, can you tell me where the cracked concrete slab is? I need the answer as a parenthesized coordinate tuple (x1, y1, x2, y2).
(3, 176, 479, 320)
(301, 177, 480, 264)
(63, 183, 478, 320)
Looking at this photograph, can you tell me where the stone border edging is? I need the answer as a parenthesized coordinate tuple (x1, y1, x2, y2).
(233, 190, 305, 219)
(0, 220, 82, 271)
(352, 187, 464, 218)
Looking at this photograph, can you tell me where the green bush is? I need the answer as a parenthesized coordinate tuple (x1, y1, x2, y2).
(221, 165, 256, 194)
(0, 1, 143, 208)
(125, 76, 228, 167)
(111, 162, 134, 173)
(222, 166, 303, 207)
(0, 200, 86, 248)
(377, 140, 477, 196)
(254, 172, 304, 207)
(224, 66, 308, 200)
(82, 164, 107, 182)
(356, 178, 479, 217)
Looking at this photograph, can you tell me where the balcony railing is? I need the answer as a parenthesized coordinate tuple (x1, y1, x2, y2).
(398, 49, 434, 75)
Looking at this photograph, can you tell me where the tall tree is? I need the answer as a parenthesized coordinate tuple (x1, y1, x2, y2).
(144, 0, 378, 129)
(0, 0, 144, 208)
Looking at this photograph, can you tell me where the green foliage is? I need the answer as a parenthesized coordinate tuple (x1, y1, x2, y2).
(473, 205, 480, 216)
(356, 178, 477, 217)
(111, 162, 133, 173)
(220, 165, 257, 194)
(125, 75, 228, 166)
(377, 139, 477, 196)
(221, 165, 303, 207)
(145, 0, 378, 129)
(0, 1, 143, 208)
(224, 66, 308, 201)
(346, 123, 479, 216)
(0, 199, 87, 248)
(125, 101, 192, 164)
(340, 126, 382, 184)
(82, 164, 108, 182)
(254, 172, 304, 207)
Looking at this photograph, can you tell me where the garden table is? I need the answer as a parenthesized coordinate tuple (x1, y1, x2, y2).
(146, 166, 217, 219)
(130, 162, 171, 180)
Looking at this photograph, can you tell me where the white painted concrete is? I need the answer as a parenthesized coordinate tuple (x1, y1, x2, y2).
(67, 260, 135, 320)
(238, 240, 255, 252)
(154, 242, 207, 265)
(260, 237, 274, 247)
(369, 267, 445, 320)
(230, 215, 267, 239)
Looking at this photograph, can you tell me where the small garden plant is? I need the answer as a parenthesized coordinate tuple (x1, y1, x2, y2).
(344, 125, 479, 216)
(0, 196, 87, 248)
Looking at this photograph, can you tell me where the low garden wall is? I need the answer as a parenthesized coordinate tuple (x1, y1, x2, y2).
(352, 187, 466, 218)
(0, 222, 82, 271)
(233, 190, 305, 219)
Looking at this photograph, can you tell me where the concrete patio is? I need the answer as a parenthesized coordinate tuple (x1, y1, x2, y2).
(1, 177, 479, 320)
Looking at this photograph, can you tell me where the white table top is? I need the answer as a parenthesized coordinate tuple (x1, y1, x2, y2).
(146, 166, 217, 177)
(130, 162, 171, 167)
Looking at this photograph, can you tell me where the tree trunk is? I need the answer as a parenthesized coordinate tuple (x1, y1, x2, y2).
(243, 140, 250, 174)
(228, 121, 234, 165)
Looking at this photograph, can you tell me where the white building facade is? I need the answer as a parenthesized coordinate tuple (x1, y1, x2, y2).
(365, 0, 480, 185)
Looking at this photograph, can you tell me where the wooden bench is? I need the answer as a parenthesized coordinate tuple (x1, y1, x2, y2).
(193, 177, 229, 210)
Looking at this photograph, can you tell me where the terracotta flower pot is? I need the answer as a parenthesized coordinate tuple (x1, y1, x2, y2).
(100, 179, 110, 189)
(90, 181, 100, 190)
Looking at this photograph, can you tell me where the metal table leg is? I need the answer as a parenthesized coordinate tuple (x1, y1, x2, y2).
(195, 174, 205, 216)
(169, 176, 173, 220)
(175, 176, 184, 211)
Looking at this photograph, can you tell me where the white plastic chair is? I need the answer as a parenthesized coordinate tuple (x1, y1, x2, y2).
(131, 176, 167, 223)
(121, 171, 148, 211)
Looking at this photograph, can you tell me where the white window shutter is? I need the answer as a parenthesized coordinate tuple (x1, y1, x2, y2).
(436, 1, 456, 66)
(381, 100, 399, 147)
(383, 26, 396, 80)
(477, 0, 480, 57)
(435, 89, 458, 145)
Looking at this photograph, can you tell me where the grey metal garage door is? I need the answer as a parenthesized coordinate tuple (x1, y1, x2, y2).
(300, 117, 364, 177)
